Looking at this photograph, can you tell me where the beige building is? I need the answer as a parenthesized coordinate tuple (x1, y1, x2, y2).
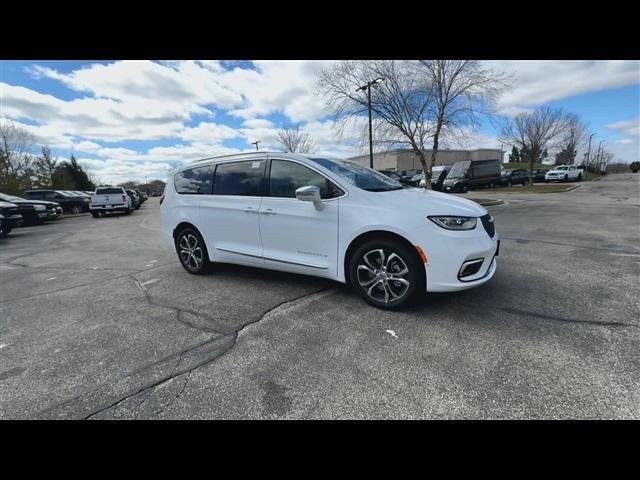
(348, 148, 503, 174)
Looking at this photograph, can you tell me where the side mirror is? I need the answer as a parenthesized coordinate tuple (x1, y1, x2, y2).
(295, 185, 323, 209)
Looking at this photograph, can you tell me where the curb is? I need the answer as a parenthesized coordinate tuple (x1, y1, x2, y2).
(467, 198, 505, 206)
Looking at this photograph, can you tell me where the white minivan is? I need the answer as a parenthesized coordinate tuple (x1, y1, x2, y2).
(161, 153, 499, 309)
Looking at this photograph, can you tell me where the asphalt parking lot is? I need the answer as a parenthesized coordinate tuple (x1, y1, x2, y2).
(1, 174, 638, 419)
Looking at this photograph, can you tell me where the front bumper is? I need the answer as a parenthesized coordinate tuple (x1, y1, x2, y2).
(38, 211, 58, 220)
(3, 214, 23, 228)
(421, 224, 500, 292)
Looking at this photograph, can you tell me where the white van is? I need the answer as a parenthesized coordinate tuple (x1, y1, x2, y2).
(161, 153, 499, 309)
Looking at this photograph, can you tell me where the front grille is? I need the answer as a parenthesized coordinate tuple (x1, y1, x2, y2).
(480, 214, 495, 238)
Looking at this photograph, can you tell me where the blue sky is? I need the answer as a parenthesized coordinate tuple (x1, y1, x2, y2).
(1, 60, 638, 183)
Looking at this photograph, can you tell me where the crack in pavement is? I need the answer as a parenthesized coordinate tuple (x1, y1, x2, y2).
(0, 262, 174, 304)
(80, 286, 334, 420)
(496, 306, 638, 328)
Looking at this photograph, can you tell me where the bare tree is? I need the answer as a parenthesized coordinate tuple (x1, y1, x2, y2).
(317, 60, 510, 188)
(499, 106, 573, 185)
(418, 60, 511, 186)
(555, 113, 588, 165)
(317, 60, 434, 177)
(0, 121, 37, 194)
(276, 124, 315, 153)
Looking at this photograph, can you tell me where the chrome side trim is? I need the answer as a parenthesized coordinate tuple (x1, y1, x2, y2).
(215, 247, 328, 269)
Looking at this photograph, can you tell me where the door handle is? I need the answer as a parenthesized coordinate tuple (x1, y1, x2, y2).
(243, 207, 258, 213)
(260, 209, 277, 215)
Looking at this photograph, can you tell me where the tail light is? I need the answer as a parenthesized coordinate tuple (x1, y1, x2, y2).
(159, 193, 165, 205)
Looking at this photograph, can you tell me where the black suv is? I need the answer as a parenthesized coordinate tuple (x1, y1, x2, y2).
(533, 169, 548, 182)
(24, 190, 90, 213)
(0, 201, 23, 237)
(500, 168, 529, 187)
(0, 192, 60, 225)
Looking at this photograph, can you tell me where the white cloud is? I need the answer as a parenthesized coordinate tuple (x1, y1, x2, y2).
(487, 60, 640, 115)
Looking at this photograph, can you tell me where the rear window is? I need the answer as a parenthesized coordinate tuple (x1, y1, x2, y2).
(174, 165, 213, 194)
(96, 188, 124, 195)
(213, 160, 265, 196)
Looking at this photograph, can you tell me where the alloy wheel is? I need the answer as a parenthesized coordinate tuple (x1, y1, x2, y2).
(356, 248, 410, 304)
(179, 233, 203, 270)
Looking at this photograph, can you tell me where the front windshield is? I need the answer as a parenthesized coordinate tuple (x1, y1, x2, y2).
(446, 161, 470, 180)
(309, 158, 404, 192)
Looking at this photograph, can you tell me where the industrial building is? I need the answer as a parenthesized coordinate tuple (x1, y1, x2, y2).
(348, 148, 504, 175)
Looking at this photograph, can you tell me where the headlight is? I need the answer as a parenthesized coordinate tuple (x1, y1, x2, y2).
(34, 204, 46, 211)
(428, 216, 477, 230)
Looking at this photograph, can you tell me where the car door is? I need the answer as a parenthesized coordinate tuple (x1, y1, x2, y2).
(198, 158, 266, 267)
(258, 158, 343, 279)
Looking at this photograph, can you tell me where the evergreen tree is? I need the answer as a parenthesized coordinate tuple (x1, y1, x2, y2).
(34, 146, 57, 188)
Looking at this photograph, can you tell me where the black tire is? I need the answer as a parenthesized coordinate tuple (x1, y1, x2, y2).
(578, 174, 583, 182)
(507, 181, 512, 187)
(544, 179, 550, 183)
(348, 238, 425, 310)
(175, 227, 211, 275)
(124, 208, 132, 215)
(0, 226, 12, 238)
(91, 212, 100, 218)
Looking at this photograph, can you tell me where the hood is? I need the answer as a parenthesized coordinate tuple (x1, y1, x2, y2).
(5, 198, 59, 207)
(375, 187, 487, 217)
(547, 168, 566, 174)
(0, 201, 18, 208)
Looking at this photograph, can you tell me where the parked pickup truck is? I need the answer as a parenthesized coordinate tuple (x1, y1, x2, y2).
(90, 187, 133, 217)
(545, 165, 582, 182)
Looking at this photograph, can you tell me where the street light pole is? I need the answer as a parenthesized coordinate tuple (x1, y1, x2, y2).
(585, 133, 595, 171)
(596, 140, 605, 174)
(252, 141, 261, 151)
(356, 77, 384, 169)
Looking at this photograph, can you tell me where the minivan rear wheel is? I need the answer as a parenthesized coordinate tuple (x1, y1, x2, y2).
(349, 238, 424, 310)
(176, 227, 210, 274)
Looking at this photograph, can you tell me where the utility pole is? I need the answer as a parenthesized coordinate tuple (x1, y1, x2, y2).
(251, 141, 261, 151)
(356, 77, 385, 169)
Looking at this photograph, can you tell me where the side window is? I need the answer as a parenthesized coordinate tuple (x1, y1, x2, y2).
(28, 192, 43, 199)
(268, 160, 343, 199)
(212, 160, 265, 196)
(174, 165, 212, 194)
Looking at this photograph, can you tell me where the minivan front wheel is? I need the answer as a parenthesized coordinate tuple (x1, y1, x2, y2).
(349, 238, 424, 310)
(176, 228, 210, 274)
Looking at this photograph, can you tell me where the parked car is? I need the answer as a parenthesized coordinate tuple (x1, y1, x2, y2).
(90, 186, 133, 216)
(499, 168, 529, 187)
(545, 165, 582, 182)
(0, 200, 23, 237)
(379, 170, 413, 187)
(441, 159, 502, 193)
(533, 169, 548, 182)
(24, 190, 90, 213)
(0, 193, 60, 225)
(126, 189, 142, 209)
(417, 165, 452, 191)
(161, 153, 499, 310)
(135, 189, 148, 202)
